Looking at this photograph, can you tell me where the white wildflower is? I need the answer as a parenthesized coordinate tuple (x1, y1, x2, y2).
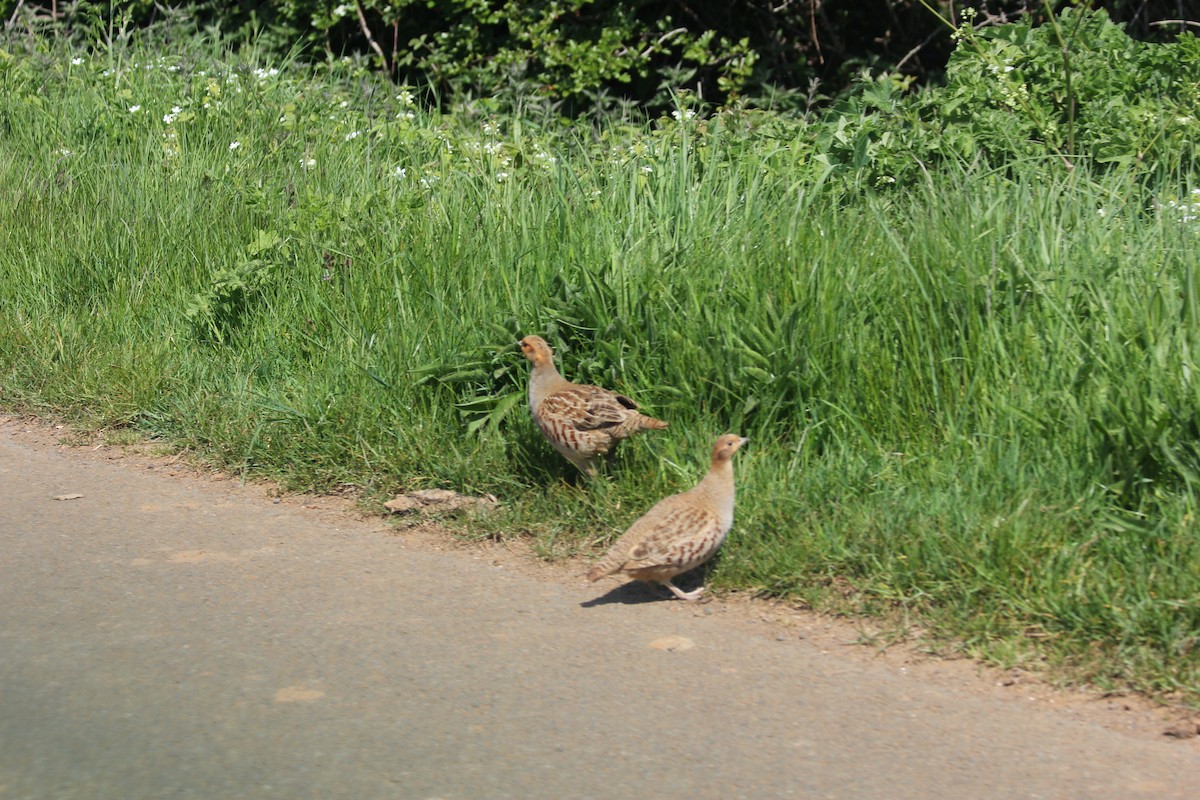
(229, 141, 241, 151)
(70, 57, 84, 66)
(496, 171, 509, 182)
(58, 148, 73, 156)
(393, 166, 406, 179)
(300, 157, 316, 169)
(333, 3, 352, 17)
(397, 89, 415, 106)
(128, 105, 141, 113)
(344, 130, 361, 141)
(641, 165, 653, 174)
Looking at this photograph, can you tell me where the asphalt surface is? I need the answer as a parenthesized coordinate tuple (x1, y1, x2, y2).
(1, 418, 1197, 799)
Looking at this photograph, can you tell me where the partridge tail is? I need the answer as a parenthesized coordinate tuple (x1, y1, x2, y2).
(611, 413, 667, 441)
(624, 417, 672, 434)
(636, 414, 668, 430)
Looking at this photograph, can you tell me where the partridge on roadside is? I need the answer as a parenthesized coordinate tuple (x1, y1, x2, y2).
(587, 434, 747, 600)
(520, 335, 667, 477)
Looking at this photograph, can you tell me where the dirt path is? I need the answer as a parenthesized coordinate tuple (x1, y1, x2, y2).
(1, 415, 1197, 799)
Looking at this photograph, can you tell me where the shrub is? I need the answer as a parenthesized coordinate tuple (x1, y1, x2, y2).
(820, 7, 1199, 185)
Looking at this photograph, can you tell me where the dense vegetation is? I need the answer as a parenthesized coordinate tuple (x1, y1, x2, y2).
(3, 1, 1195, 113)
(2, 6, 1198, 700)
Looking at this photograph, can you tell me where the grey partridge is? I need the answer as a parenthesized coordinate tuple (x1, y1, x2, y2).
(520, 335, 667, 477)
(587, 434, 747, 600)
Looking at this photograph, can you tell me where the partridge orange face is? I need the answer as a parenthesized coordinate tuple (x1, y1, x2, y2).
(712, 434, 748, 463)
(519, 335, 553, 366)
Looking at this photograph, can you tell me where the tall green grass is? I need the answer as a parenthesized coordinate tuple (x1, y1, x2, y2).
(2, 32, 1198, 698)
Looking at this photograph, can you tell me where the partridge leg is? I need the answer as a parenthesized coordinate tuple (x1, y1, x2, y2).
(662, 580, 706, 601)
(575, 456, 598, 479)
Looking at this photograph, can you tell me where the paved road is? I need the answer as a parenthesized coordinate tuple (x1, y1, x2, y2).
(1, 419, 1197, 799)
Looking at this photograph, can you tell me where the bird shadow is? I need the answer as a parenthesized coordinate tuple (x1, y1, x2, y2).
(579, 569, 711, 607)
(509, 426, 653, 488)
(579, 581, 668, 607)
(507, 429, 589, 487)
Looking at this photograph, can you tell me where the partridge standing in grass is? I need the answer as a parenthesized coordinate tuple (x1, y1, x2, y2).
(587, 434, 747, 600)
(520, 335, 667, 477)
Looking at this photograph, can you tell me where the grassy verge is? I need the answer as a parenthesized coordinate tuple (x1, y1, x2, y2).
(2, 28, 1199, 700)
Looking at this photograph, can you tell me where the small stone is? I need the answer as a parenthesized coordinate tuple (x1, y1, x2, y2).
(1163, 722, 1199, 739)
(648, 636, 696, 652)
(274, 685, 325, 703)
(384, 489, 498, 516)
(53, 493, 84, 501)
